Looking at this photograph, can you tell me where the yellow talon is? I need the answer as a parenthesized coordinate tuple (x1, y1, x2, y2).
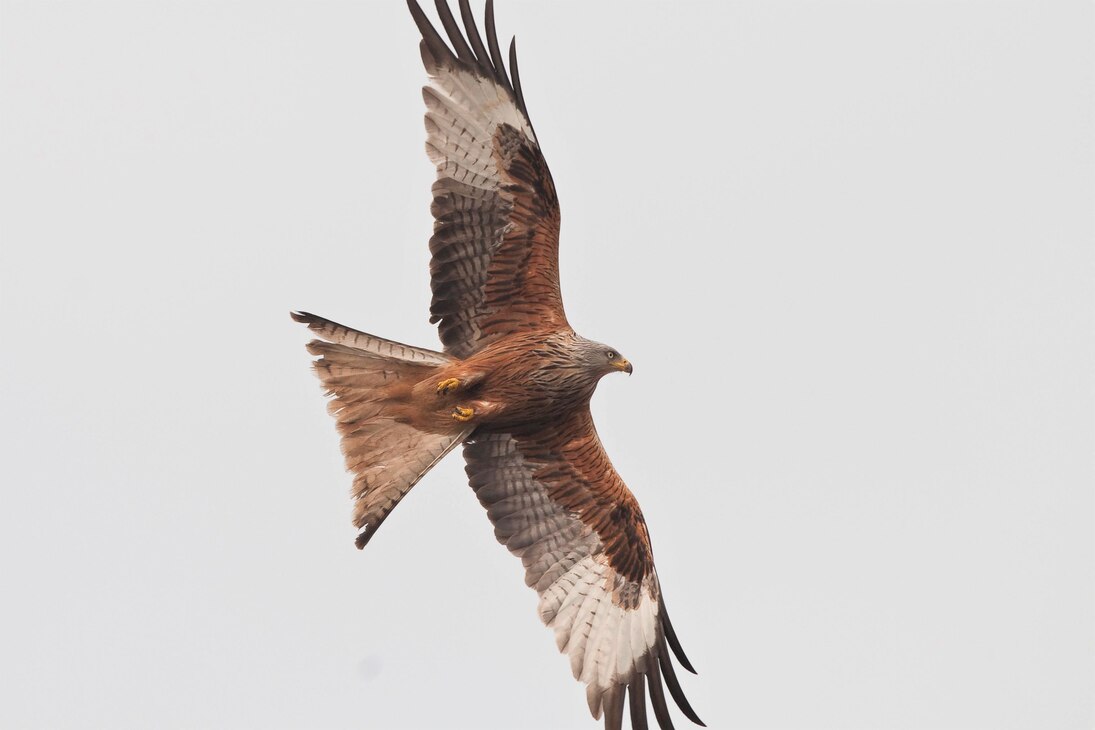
(436, 377, 461, 395)
(451, 405, 474, 422)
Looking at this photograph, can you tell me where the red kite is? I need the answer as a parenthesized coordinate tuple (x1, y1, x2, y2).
(294, 2, 702, 728)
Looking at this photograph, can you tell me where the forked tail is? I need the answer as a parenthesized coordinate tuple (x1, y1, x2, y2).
(292, 311, 471, 548)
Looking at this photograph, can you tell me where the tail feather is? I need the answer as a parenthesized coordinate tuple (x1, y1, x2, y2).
(345, 418, 470, 548)
(293, 311, 450, 365)
(306, 340, 422, 396)
(295, 312, 469, 548)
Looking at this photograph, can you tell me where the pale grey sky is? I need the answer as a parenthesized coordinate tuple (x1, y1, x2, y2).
(1, 2, 1092, 729)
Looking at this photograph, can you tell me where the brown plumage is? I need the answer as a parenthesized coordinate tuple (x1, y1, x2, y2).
(293, 3, 702, 729)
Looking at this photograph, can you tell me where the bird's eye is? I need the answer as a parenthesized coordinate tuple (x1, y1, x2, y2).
(606, 351, 617, 360)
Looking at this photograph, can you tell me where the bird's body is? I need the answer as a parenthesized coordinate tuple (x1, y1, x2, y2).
(427, 329, 608, 433)
(294, 3, 702, 728)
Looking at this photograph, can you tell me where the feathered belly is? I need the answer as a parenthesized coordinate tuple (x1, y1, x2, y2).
(474, 366, 594, 433)
(408, 330, 596, 434)
(413, 355, 593, 435)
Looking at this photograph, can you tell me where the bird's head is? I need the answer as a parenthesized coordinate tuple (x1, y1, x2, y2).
(575, 337, 632, 378)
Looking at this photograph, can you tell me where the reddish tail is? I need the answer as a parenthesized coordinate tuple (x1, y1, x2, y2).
(292, 312, 472, 548)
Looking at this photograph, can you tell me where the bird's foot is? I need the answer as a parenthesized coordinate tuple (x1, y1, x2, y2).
(436, 377, 461, 396)
(451, 405, 474, 422)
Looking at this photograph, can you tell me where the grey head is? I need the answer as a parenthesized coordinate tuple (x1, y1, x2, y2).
(571, 334, 633, 378)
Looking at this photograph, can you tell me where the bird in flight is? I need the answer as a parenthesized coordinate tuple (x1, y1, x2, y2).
(293, 2, 703, 728)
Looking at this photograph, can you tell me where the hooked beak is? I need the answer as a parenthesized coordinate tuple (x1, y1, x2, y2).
(611, 358, 633, 375)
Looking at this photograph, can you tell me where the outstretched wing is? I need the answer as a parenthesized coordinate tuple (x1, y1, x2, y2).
(464, 408, 704, 730)
(408, 0, 567, 359)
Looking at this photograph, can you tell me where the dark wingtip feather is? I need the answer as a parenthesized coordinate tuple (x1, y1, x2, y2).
(662, 601, 697, 674)
(484, 0, 512, 91)
(413, 0, 528, 116)
(433, 0, 476, 64)
(629, 676, 649, 730)
(657, 641, 705, 726)
(458, 0, 491, 75)
(604, 685, 625, 730)
(407, 0, 457, 67)
(507, 36, 528, 117)
(647, 660, 676, 730)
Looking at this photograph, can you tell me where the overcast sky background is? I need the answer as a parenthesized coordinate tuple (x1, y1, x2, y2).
(1, 1, 1092, 728)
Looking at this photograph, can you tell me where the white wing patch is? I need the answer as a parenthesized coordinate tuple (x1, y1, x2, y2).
(463, 429, 693, 725)
(422, 66, 535, 192)
(540, 554, 661, 713)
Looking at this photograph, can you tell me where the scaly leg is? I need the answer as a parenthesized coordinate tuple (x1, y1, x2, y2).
(451, 405, 474, 422)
